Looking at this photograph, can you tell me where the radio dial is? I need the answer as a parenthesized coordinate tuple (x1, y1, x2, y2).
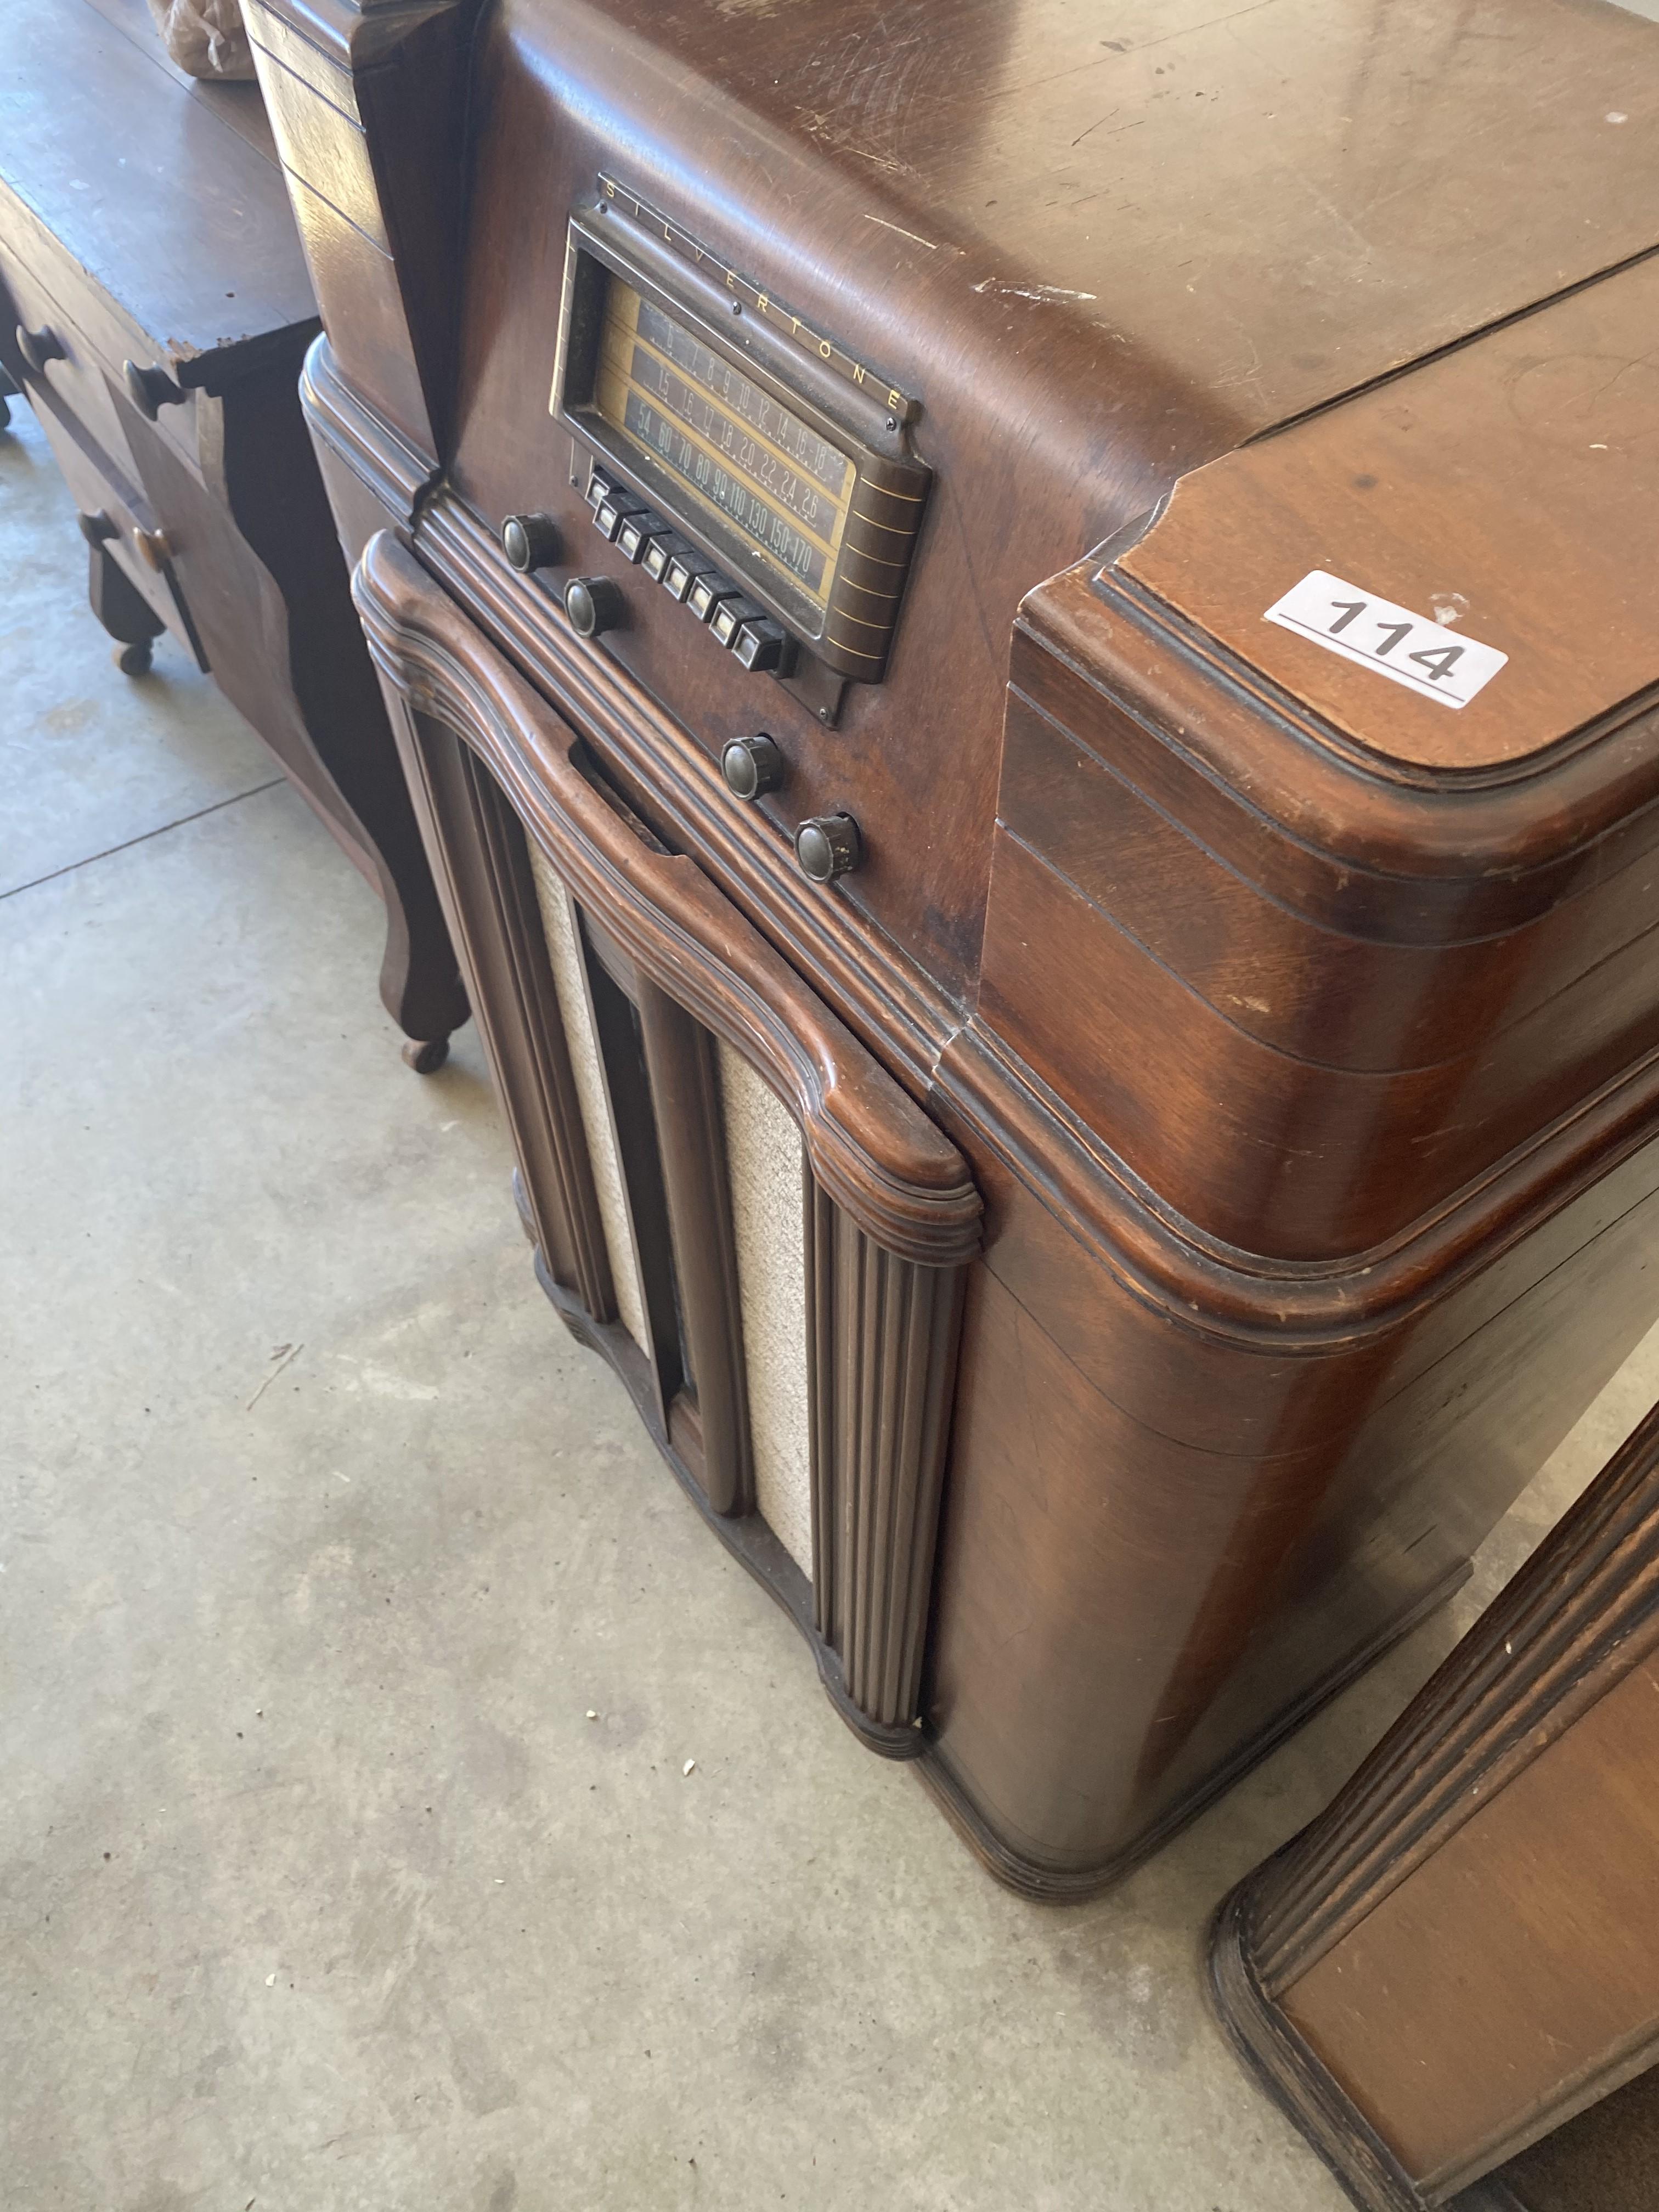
(502, 513, 562, 573)
(721, 733, 786, 802)
(565, 575, 625, 638)
(795, 813, 862, 883)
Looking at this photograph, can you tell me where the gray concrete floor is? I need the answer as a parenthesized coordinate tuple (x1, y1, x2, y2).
(4, 396, 1655, 2212)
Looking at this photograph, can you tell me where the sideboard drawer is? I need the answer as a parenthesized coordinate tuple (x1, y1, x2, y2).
(0, 251, 151, 488)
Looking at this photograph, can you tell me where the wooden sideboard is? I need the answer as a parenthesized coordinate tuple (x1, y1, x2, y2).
(249, 0, 1659, 1892)
(1211, 1398, 1659, 2210)
(0, 0, 465, 1064)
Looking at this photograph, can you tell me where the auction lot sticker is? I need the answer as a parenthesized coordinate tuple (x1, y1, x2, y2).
(1263, 570, 1508, 710)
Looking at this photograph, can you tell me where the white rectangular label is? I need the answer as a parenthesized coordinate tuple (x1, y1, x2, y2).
(1263, 570, 1507, 710)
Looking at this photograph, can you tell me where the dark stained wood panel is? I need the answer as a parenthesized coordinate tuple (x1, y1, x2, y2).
(0, 0, 314, 363)
(1120, 258, 1659, 772)
(538, 0, 1659, 441)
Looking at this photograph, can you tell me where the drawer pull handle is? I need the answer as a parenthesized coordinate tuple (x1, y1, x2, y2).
(123, 359, 184, 420)
(16, 323, 65, 376)
(132, 527, 174, 572)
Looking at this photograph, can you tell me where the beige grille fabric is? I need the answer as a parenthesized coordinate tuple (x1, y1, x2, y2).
(529, 848, 652, 1354)
(718, 1041, 814, 1579)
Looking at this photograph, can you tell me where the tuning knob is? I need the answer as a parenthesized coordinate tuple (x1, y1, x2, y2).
(501, 512, 561, 573)
(123, 359, 185, 420)
(721, 733, 786, 802)
(77, 510, 117, 546)
(564, 575, 624, 638)
(16, 323, 65, 375)
(794, 813, 862, 883)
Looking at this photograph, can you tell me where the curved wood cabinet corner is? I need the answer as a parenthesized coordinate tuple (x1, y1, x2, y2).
(1210, 1400, 1659, 2211)
(354, 528, 979, 1745)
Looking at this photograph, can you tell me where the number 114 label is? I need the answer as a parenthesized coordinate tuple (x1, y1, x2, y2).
(1263, 570, 1508, 711)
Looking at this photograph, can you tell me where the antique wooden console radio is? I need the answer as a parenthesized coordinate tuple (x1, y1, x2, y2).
(247, 0, 1659, 1894)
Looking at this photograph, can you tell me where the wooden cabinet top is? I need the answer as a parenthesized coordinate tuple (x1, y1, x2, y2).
(1117, 252, 1659, 774)
(527, 0, 1659, 450)
(0, 0, 315, 366)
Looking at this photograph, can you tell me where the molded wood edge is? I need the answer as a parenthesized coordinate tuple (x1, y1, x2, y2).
(1244, 1396, 1659, 1991)
(354, 528, 982, 1267)
(1208, 1886, 1425, 2212)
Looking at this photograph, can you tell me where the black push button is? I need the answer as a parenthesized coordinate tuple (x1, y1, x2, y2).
(592, 491, 644, 543)
(687, 572, 740, 624)
(721, 733, 786, 802)
(795, 814, 862, 882)
(584, 468, 618, 512)
(710, 595, 765, 650)
(565, 575, 625, 637)
(642, 532, 694, 585)
(501, 513, 561, 573)
(615, 510, 668, 564)
(662, 548, 718, 603)
(732, 615, 789, 673)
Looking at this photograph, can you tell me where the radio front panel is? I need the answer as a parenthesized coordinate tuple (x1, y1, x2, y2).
(551, 185, 930, 693)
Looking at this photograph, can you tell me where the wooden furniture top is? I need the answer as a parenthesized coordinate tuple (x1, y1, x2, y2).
(528, 0, 1659, 447)
(1118, 253, 1659, 775)
(0, 0, 315, 370)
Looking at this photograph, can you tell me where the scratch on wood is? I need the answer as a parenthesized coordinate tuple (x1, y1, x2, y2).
(864, 213, 939, 250)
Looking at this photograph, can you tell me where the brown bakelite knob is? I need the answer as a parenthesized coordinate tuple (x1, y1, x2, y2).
(721, 733, 786, 802)
(502, 512, 561, 573)
(794, 813, 862, 882)
(564, 575, 625, 637)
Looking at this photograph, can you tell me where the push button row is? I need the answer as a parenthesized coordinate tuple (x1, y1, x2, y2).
(585, 470, 791, 673)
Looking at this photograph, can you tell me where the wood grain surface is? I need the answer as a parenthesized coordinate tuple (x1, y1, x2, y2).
(1121, 258, 1659, 771)
(0, 0, 314, 361)
(1212, 1398, 1659, 2209)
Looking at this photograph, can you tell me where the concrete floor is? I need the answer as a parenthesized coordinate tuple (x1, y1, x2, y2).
(4, 397, 1656, 2212)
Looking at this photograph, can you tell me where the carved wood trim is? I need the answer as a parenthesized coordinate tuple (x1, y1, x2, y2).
(1207, 1885, 1427, 2212)
(635, 976, 754, 1516)
(390, 694, 614, 1317)
(808, 1188, 966, 1729)
(1243, 1396, 1659, 1996)
(355, 528, 983, 1269)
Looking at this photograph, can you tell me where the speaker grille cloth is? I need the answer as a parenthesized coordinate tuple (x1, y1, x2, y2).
(718, 1041, 813, 1579)
(529, 848, 651, 1353)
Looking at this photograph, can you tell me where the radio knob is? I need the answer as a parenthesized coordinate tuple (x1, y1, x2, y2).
(794, 813, 862, 883)
(565, 575, 625, 638)
(721, 733, 785, 802)
(501, 513, 561, 573)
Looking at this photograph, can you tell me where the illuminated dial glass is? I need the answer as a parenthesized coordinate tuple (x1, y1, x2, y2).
(594, 278, 854, 616)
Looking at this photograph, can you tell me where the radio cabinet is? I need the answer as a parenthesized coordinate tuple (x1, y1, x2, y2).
(253, 0, 1659, 1892)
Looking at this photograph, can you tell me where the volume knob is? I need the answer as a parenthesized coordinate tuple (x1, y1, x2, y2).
(501, 512, 561, 573)
(564, 575, 625, 637)
(721, 733, 785, 802)
(794, 813, 862, 883)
